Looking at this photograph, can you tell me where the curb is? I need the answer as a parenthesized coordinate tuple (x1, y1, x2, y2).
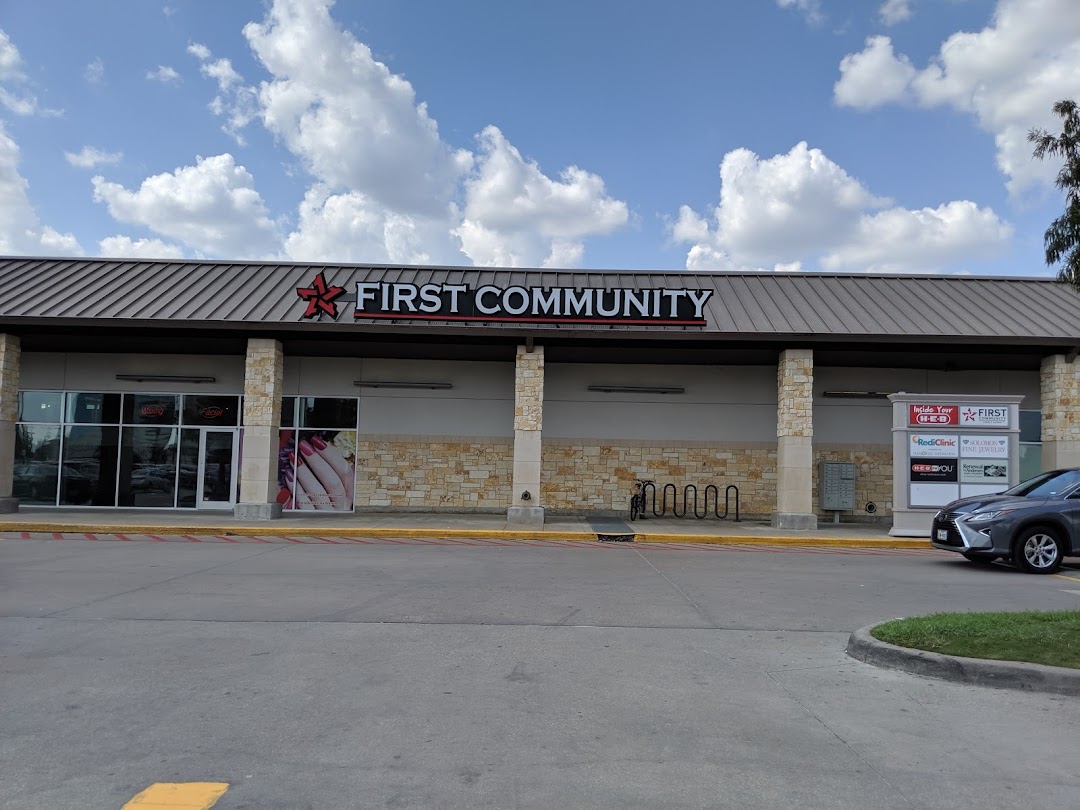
(0, 521, 930, 548)
(846, 623, 1080, 696)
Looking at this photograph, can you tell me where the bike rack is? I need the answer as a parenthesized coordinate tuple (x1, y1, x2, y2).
(630, 480, 740, 522)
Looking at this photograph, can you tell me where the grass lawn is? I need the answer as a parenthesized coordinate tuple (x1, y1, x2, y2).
(871, 610, 1080, 670)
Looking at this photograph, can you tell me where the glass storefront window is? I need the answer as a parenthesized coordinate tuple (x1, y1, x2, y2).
(176, 429, 201, 508)
(123, 394, 180, 426)
(183, 395, 240, 427)
(61, 425, 119, 506)
(18, 392, 62, 423)
(118, 427, 179, 507)
(13, 424, 61, 504)
(280, 397, 296, 428)
(299, 397, 358, 429)
(1019, 409, 1042, 483)
(66, 392, 121, 424)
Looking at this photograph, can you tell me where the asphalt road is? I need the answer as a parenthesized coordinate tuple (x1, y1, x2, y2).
(2, 536, 1079, 809)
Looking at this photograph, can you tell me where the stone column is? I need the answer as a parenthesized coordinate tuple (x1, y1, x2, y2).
(508, 344, 544, 527)
(0, 334, 20, 513)
(235, 338, 284, 520)
(773, 348, 816, 530)
(1040, 354, 1080, 469)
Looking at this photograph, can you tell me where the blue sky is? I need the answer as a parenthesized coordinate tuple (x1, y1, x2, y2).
(0, 0, 1077, 275)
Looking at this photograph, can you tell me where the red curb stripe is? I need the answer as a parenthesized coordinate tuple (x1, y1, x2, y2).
(341, 536, 373, 544)
(146, 534, 169, 542)
(180, 534, 205, 543)
(51, 532, 64, 540)
(316, 536, 343, 544)
(223, 534, 269, 543)
(115, 534, 134, 542)
(20, 531, 30, 539)
(282, 536, 307, 543)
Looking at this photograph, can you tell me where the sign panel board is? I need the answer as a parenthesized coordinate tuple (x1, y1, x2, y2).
(909, 404, 958, 426)
(909, 434, 959, 458)
(958, 405, 1010, 428)
(960, 435, 1009, 458)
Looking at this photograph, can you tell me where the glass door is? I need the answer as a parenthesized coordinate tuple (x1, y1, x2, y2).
(197, 429, 238, 509)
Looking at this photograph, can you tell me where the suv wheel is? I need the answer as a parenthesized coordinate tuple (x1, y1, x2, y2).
(1011, 526, 1064, 575)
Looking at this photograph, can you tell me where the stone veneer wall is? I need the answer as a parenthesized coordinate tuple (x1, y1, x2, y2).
(0, 334, 20, 502)
(238, 338, 283, 506)
(812, 445, 893, 520)
(541, 440, 777, 516)
(1040, 355, 1080, 441)
(355, 436, 513, 509)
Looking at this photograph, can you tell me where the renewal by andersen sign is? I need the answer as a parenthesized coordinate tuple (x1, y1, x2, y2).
(296, 272, 713, 326)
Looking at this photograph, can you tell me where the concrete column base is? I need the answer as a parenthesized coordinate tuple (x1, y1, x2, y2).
(0, 496, 18, 513)
(234, 502, 283, 521)
(507, 506, 545, 527)
(771, 512, 818, 530)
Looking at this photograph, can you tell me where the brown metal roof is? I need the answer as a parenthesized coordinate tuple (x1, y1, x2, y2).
(0, 256, 1077, 347)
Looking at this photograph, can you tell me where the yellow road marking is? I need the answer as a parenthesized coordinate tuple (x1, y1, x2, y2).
(1052, 573, 1080, 583)
(122, 782, 228, 809)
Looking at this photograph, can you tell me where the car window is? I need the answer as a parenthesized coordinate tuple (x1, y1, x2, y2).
(1005, 470, 1080, 497)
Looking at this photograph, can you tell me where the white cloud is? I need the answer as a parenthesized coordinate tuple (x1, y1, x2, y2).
(835, 36, 916, 109)
(283, 185, 461, 265)
(879, 0, 912, 25)
(834, 0, 1080, 194)
(187, 43, 258, 143)
(671, 142, 1011, 274)
(0, 123, 81, 256)
(84, 57, 104, 84)
(0, 29, 22, 81)
(64, 146, 122, 169)
(91, 153, 280, 258)
(242, 0, 472, 215)
(776, 0, 824, 25)
(0, 27, 58, 117)
(146, 65, 181, 84)
(97, 236, 185, 259)
(456, 126, 629, 267)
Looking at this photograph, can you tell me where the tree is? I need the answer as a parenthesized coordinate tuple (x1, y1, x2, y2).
(1029, 100, 1080, 288)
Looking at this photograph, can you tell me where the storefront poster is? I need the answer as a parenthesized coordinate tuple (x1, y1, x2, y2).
(277, 429, 356, 511)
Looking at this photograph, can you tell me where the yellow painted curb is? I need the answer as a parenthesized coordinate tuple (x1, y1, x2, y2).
(0, 521, 929, 548)
(122, 781, 228, 809)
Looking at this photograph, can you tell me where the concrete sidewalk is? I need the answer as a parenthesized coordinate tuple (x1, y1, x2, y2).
(0, 508, 922, 547)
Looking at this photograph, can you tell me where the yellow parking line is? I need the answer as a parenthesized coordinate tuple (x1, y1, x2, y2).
(122, 782, 228, 809)
(1052, 573, 1080, 583)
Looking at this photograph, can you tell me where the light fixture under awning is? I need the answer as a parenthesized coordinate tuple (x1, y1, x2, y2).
(587, 385, 685, 394)
(354, 380, 453, 390)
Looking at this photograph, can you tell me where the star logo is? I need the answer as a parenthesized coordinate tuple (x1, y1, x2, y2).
(961, 408, 976, 422)
(296, 271, 345, 319)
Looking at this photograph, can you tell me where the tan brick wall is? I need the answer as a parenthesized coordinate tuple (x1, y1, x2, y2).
(355, 436, 513, 508)
(777, 349, 813, 438)
(812, 445, 892, 518)
(541, 440, 776, 515)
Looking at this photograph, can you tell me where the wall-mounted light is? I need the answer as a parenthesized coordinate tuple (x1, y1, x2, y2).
(587, 385, 685, 395)
(116, 374, 216, 383)
(822, 391, 890, 399)
(354, 380, 454, 390)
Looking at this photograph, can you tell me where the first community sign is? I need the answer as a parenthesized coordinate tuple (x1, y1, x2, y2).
(297, 272, 714, 325)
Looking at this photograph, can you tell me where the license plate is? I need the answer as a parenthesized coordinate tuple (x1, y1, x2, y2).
(936, 529, 948, 541)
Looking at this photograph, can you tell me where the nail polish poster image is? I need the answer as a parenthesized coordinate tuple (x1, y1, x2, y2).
(277, 429, 356, 511)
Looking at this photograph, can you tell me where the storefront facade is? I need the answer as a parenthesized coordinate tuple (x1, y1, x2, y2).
(1, 257, 1078, 531)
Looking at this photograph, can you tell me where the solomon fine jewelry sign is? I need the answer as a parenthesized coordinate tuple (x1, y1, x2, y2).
(297, 272, 713, 325)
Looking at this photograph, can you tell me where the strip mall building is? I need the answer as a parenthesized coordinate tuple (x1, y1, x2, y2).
(1, 256, 1079, 533)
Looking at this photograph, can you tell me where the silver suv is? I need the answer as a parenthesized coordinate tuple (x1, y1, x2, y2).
(931, 469, 1080, 574)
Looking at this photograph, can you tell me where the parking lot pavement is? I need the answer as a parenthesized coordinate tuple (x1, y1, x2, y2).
(2, 537, 1078, 809)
